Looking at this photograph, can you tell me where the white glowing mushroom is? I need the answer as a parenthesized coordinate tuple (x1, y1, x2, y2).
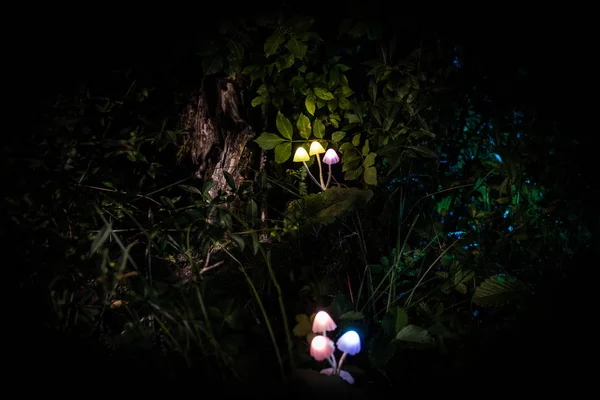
(336, 330, 361, 377)
(310, 335, 335, 362)
(322, 149, 339, 188)
(312, 311, 337, 335)
(309, 141, 327, 189)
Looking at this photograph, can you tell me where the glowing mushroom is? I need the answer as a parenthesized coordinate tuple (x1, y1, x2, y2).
(293, 146, 322, 189)
(312, 311, 337, 335)
(335, 330, 361, 376)
(309, 141, 327, 189)
(322, 148, 339, 189)
(310, 335, 335, 364)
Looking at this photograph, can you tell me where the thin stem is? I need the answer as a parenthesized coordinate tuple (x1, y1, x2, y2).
(337, 352, 348, 374)
(302, 161, 323, 189)
(316, 155, 325, 189)
(326, 163, 332, 189)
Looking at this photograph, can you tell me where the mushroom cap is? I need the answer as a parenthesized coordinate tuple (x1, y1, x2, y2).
(322, 148, 340, 165)
(310, 335, 335, 361)
(309, 141, 326, 156)
(293, 147, 310, 162)
(312, 311, 337, 333)
(336, 330, 361, 355)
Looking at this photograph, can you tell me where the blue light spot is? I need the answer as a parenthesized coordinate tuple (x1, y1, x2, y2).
(448, 231, 466, 238)
(503, 210, 509, 218)
(493, 153, 503, 163)
(472, 310, 479, 318)
(508, 226, 513, 232)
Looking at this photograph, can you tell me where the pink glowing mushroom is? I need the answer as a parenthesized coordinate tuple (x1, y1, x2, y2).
(322, 149, 339, 189)
(312, 311, 337, 335)
(310, 334, 335, 362)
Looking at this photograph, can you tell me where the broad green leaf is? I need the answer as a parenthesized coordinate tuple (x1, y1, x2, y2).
(340, 311, 365, 320)
(224, 171, 236, 190)
(335, 86, 354, 98)
(345, 166, 363, 180)
(368, 79, 377, 102)
(296, 114, 312, 139)
(202, 55, 223, 75)
(313, 87, 335, 100)
(274, 142, 292, 163)
(276, 111, 293, 140)
(254, 133, 286, 150)
(247, 199, 259, 227)
(396, 325, 433, 344)
(276, 53, 295, 71)
(313, 119, 325, 138)
(293, 314, 311, 337)
(226, 40, 244, 59)
(352, 133, 361, 147)
(332, 131, 346, 142)
(407, 146, 438, 158)
(305, 93, 316, 115)
(179, 185, 203, 195)
(230, 234, 244, 251)
(363, 152, 376, 167)
(364, 166, 377, 185)
(251, 97, 263, 107)
(264, 32, 284, 57)
(361, 139, 370, 155)
(472, 275, 528, 306)
(251, 232, 260, 255)
(382, 307, 408, 336)
(338, 97, 350, 109)
(347, 114, 361, 124)
(327, 98, 338, 113)
(285, 38, 308, 59)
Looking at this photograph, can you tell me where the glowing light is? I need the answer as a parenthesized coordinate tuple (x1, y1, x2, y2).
(309, 141, 326, 156)
(293, 147, 310, 162)
(336, 331, 361, 355)
(310, 335, 335, 361)
(312, 311, 337, 333)
(322, 149, 340, 165)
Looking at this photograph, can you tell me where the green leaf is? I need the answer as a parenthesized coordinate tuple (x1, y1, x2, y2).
(368, 79, 377, 102)
(224, 171, 236, 191)
(264, 32, 285, 57)
(296, 114, 312, 139)
(276, 53, 295, 71)
(274, 142, 292, 163)
(332, 131, 346, 142)
(407, 146, 438, 158)
(340, 311, 365, 320)
(345, 166, 363, 180)
(247, 199, 259, 227)
(276, 111, 293, 140)
(313, 87, 335, 100)
(179, 185, 203, 195)
(472, 275, 528, 306)
(254, 133, 286, 150)
(313, 119, 325, 138)
(327, 98, 338, 113)
(382, 307, 409, 336)
(251, 232, 260, 255)
(226, 40, 244, 59)
(352, 133, 361, 147)
(202, 55, 223, 75)
(395, 325, 433, 344)
(293, 314, 312, 337)
(364, 166, 377, 185)
(251, 97, 263, 107)
(230, 234, 245, 251)
(347, 114, 361, 124)
(338, 97, 350, 109)
(286, 38, 308, 59)
(305, 94, 316, 115)
(361, 139, 370, 155)
(363, 152, 376, 167)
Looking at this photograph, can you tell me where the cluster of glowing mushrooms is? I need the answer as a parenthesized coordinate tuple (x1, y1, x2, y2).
(309, 311, 361, 384)
(293, 142, 340, 191)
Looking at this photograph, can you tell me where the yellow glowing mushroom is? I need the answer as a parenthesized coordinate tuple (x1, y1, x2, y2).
(309, 141, 326, 156)
(293, 147, 310, 162)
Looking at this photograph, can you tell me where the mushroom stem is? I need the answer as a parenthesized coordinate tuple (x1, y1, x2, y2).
(316, 155, 326, 190)
(328, 354, 337, 371)
(302, 161, 323, 189)
(326, 163, 332, 189)
(337, 352, 349, 375)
